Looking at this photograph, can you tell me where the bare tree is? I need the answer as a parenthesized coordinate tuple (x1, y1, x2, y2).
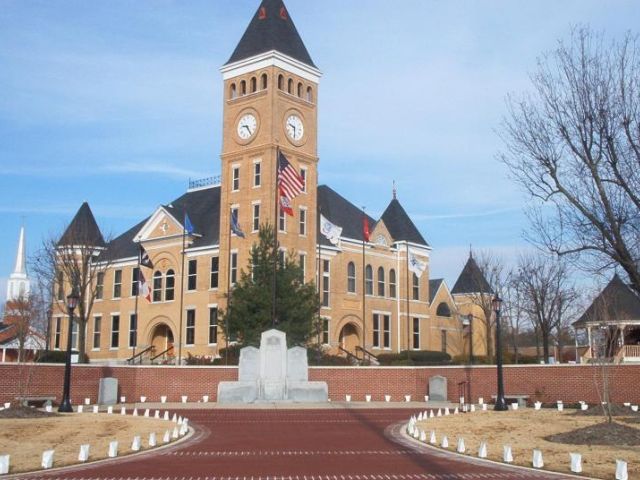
(32, 225, 111, 362)
(503, 269, 529, 364)
(517, 253, 576, 363)
(2, 294, 43, 362)
(500, 27, 640, 295)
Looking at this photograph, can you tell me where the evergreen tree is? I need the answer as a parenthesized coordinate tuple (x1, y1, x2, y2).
(223, 224, 320, 347)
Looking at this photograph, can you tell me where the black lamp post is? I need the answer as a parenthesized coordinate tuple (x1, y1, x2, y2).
(59, 289, 79, 413)
(464, 313, 474, 365)
(493, 295, 508, 411)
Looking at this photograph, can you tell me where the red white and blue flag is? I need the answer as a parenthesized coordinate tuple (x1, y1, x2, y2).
(278, 151, 304, 217)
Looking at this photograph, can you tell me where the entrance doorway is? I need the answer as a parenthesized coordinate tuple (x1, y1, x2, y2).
(339, 323, 360, 354)
(151, 324, 175, 358)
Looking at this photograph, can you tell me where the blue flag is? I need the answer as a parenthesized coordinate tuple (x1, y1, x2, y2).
(230, 209, 245, 238)
(184, 213, 195, 235)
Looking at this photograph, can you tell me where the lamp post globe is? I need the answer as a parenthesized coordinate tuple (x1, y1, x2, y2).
(492, 295, 508, 411)
(59, 289, 80, 413)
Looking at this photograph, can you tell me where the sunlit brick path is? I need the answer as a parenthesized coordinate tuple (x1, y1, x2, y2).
(14, 409, 575, 480)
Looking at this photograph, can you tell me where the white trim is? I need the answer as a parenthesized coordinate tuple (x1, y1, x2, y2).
(220, 50, 322, 84)
(134, 206, 183, 242)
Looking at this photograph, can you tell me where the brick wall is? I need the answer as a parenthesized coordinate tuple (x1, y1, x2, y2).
(1, 363, 638, 405)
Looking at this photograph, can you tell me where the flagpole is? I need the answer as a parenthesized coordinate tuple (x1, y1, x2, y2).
(132, 246, 140, 364)
(361, 207, 366, 359)
(178, 211, 186, 365)
(406, 242, 411, 362)
(226, 206, 232, 366)
(317, 205, 322, 354)
(272, 147, 280, 326)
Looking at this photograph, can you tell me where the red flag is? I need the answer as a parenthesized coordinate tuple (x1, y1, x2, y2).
(139, 270, 151, 303)
(279, 191, 294, 217)
(363, 217, 371, 242)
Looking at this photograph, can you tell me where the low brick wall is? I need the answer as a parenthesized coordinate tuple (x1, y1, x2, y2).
(1, 363, 638, 405)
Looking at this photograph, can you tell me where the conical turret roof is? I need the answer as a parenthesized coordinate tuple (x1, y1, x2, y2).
(380, 198, 429, 246)
(58, 202, 106, 248)
(574, 274, 640, 325)
(451, 254, 493, 295)
(226, 0, 316, 68)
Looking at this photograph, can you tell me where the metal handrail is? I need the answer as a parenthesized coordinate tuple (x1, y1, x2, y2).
(126, 345, 154, 365)
(150, 345, 174, 362)
(338, 346, 360, 365)
(355, 346, 379, 361)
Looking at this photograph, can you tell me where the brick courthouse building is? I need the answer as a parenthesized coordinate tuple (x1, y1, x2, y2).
(50, 0, 491, 364)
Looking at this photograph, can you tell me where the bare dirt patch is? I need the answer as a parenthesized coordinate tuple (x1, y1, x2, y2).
(416, 408, 639, 479)
(0, 412, 178, 474)
(0, 406, 58, 419)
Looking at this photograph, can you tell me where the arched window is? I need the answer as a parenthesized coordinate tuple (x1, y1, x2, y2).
(278, 74, 284, 90)
(165, 269, 175, 301)
(377, 267, 385, 297)
(306, 86, 313, 102)
(229, 83, 237, 99)
(297, 82, 303, 97)
(436, 302, 452, 317)
(240, 80, 247, 95)
(153, 271, 163, 302)
(250, 76, 257, 93)
(261, 73, 268, 90)
(287, 78, 294, 94)
(365, 265, 373, 295)
(389, 269, 397, 298)
(347, 262, 356, 293)
(412, 273, 419, 300)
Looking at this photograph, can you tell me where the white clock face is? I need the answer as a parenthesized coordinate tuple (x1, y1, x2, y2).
(285, 115, 304, 142)
(237, 114, 257, 140)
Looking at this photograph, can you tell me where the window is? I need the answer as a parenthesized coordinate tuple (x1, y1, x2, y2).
(230, 252, 238, 285)
(373, 314, 391, 349)
(299, 208, 306, 236)
(412, 273, 419, 300)
(250, 76, 257, 93)
(278, 74, 284, 90)
(253, 203, 261, 232)
(413, 318, 420, 350)
(111, 315, 120, 349)
(187, 260, 197, 291)
(129, 314, 137, 348)
(279, 207, 286, 232)
(253, 161, 261, 187)
(93, 316, 101, 350)
(186, 310, 195, 345)
(343, 262, 354, 293)
(322, 318, 330, 345)
(383, 315, 390, 348)
(389, 269, 397, 298)
(306, 86, 313, 102)
(299, 253, 306, 280)
(57, 271, 64, 301)
(365, 265, 373, 295)
(377, 267, 385, 297)
(131, 268, 139, 296)
(232, 166, 240, 191)
(322, 259, 330, 307)
(278, 249, 286, 266)
(71, 319, 79, 351)
(287, 78, 293, 94)
(113, 269, 122, 299)
(300, 168, 307, 192)
(209, 307, 218, 344)
(54, 317, 61, 349)
(261, 73, 268, 90)
(229, 83, 237, 99)
(297, 82, 303, 97)
(240, 79, 246, 95)
(153, 271, 163, 302)
(436, 302, 452, 317)
(210, 257, 219, 289)
(165, 269, 175, 301)
(441, 330, 447, 353)
(96, 272, 104, 300)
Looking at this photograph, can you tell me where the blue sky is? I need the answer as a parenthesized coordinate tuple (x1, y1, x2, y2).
(1, 0, 638, 302)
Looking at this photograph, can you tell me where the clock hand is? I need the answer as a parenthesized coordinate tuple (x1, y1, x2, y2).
(244, 125, 251, 133)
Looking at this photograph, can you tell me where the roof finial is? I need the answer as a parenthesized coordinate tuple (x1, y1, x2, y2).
(469, 244, 473, 259)
(392, 180, 397, 200)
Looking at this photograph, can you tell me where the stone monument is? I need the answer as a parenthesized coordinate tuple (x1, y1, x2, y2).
(428, 375, 447, 402)
(217, 329, 328, 403)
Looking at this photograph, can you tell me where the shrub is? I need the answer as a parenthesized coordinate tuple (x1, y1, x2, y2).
(36, 350, 88, 363)
(307, 347, 352, 366)
(184, 353, 217, 365)
(377, 350, 451, 366)
(213, 344, 241, 365)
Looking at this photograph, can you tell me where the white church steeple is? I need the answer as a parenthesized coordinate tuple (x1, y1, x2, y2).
(7, 226, 30, 302)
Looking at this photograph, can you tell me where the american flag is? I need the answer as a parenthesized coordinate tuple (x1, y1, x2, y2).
(277, 151, 305, 201)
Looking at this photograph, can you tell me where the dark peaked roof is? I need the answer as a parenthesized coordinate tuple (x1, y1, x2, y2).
(574, 275, 640, 326)
(104, 187, 221, 261)
(429, 278, 444, 303)
(451, 255, 493, 295)
(380, 199, 429, 246)
(317, 185, 375, 245)
(226, 0, 316, 68)
(58, 202, 106, 248)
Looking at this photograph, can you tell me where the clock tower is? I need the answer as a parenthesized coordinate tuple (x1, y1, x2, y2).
(219, 0, 321, 293)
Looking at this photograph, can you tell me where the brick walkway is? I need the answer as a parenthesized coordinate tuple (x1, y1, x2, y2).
(13, 409, 576, 480)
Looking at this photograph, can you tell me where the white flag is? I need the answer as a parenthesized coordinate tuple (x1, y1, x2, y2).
(320, 214, 342, 245)
(408, 251, 427, 278)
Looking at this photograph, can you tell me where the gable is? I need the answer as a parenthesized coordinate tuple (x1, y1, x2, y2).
(135, 207, 184, 242)
(370, 220, 393, 249)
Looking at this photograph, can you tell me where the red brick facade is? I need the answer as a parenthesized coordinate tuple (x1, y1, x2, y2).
(1, 363, 638, 405)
